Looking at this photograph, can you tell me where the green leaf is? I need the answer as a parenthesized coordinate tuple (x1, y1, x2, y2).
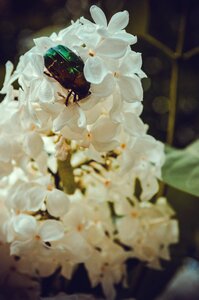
(162, 140, 199, 197)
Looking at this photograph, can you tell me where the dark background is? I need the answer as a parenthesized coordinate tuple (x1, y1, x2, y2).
(0, 0, 199, 299)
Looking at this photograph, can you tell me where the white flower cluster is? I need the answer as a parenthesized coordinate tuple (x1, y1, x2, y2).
(0, 5, 178, 300)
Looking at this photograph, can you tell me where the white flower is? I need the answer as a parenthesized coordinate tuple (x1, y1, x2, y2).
(4, 214, 64, 255)
(89, 5, 137, 44)
(85, 238, 128, 300)
(6, 176, 70, 217)
(0, 5, 179, 299)
(118, 135, 165, 200)
(0, 4, 148, 160)
(80, 116, 120, 152)
(111, 51, 145, 102)
(76, 6, 137, 86)
(116, 197, 179, 268)
(46, 188, 70, 217)
(53, 103, 86, 137)
(0, 61, 15, 95)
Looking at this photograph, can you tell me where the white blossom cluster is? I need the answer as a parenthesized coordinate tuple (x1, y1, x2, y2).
(0, 5, 178, 300)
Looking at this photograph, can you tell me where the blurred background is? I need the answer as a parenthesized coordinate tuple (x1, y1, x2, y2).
(0, 0, 199, 299)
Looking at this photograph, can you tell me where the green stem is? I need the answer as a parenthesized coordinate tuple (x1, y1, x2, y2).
(57, 153, 76, 194)
(183, 46, 199, 59)
(167, 60, 179, 145)
(158, 60, 178, 197)
(158, 4, 187, 197)
(138, 34, 175, 59)
(167, 3, 187, 145)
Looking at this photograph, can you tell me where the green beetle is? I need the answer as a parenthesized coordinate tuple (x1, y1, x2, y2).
(44, 45, 90, 104)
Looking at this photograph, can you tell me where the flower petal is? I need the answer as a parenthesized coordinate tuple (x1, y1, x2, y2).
(108, 11, 129, 32)
(27, 186, 46, 211)
(46, 189, 70, 217)
(64, 231, 92, 261)
(113, 31, 137, 45)
(96, 38, 127, 58)
(0, 61, 14, 94)
(0, 136, 12, 163)
(93, 140, 119, 152)
(23, 131, 44, 159)
(117, 217, 139, 243)
(13, 214, 36, 238)
(110, 94, 123, 122)
(86, 144, 104, 162)
(92, 117, 120, 143)
(37, 80, 55, 103)
(120, 52, 146, 78)
(53, 106, 74, 131)
(0, 161, 13, 178)
(76, 104, 86, 128)
(123, 113, 146, 136)
(90, 5, 107, 27)
(39, 220, 64, 242)
(91, 73, 115, 97)
(84, 56, 108, 84)
(119, 75, 143, 102)
(140, 176, 159, 201)
(33, 37, 54, 52)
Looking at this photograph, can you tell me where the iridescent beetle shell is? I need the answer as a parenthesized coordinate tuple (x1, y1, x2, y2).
(44, 45, 90, 103)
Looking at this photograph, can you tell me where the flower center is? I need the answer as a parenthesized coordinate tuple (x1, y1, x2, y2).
(113, 71, 120, 78)
(120, 143, 126, 149)
(35, 235, 41, 241)
(104, 179, 111, 187)
(47, 183, 54, 191)
(77, 223, 84, 231)
(87, 132, 92, 140)
(131, 210, 138, 218)
(30, 124, 36, 131)
(89, 50, 95, 57)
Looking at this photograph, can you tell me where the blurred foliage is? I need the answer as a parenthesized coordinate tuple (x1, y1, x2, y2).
(0, 0, 199, 299)
(162, 140, 199, 197)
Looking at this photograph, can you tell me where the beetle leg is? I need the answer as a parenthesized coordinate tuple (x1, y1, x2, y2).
(44, 71, 53, 78)
(74, 93, 78, 103)
(65, 90, 73, 106)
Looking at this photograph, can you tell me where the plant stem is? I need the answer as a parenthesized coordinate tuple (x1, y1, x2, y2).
(183, 46, 199, 59)
(57, 153, 76, 194)
(167, 60, 178, 145)
(139, 34, 175, 59)
(158, 4, 187, 197)
(166, 4, 187, 145)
